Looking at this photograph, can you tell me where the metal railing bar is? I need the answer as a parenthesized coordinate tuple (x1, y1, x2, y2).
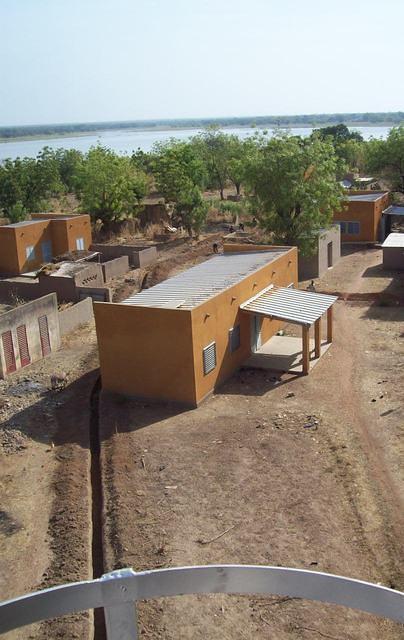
(0, 580, 105, 634)
(133, 566, 404, 623)
(0, 565, 403, 636)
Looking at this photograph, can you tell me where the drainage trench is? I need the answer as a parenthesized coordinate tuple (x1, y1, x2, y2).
(89, 376, 106, 639)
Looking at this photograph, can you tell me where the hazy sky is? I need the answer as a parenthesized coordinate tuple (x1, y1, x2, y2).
(1, 0, 404, 126)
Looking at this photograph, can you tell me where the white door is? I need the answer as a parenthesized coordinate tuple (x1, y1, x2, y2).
(250, 315, 262, 353)
(76, 237, 85, 250)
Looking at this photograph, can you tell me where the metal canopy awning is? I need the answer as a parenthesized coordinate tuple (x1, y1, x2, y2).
(240, 286, 338, 326)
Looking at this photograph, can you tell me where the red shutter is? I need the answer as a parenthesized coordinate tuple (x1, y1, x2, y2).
(38, 315, 51, 356)
(16, 324, 31, 367)
(2, 331, 17, 374)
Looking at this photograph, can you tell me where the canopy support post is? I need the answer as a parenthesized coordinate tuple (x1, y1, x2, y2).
(302, 325, 310, 375)
(327, 306, 333, 343)
(314, 318, 321, 359)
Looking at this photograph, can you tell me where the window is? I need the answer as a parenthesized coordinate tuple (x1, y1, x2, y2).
(338, 221, 347, 234)
(229, 325, 241, 353)
(348, 221, 360, 235)
(26, 245, 35, 261)
(76, 237, 85, 250)
(203, 342, 216, 375)
(338, 221, 360, 235)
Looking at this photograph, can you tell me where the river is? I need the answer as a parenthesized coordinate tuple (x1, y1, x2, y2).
(0, 125, 390, 161)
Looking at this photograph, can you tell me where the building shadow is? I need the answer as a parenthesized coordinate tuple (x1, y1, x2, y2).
(341, 244, 379, 258)
(98, 390, 191, 440)
(1, 368, 99, 448)
(362, 263, 404, 279)
(215, 366, 300, 398)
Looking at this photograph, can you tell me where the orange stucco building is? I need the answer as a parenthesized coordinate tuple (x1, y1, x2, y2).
(94, 245, 299, 407)
(0, 214, 92, 275)
(333, 191, 389, 243)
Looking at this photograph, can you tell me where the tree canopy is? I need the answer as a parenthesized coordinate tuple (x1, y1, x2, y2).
(312, 123, 363, 143)
(366, 125, 404, 192)
(74, 146, 147, 222)
(151, 139, 208, 236)
(244, 135, 344, 255)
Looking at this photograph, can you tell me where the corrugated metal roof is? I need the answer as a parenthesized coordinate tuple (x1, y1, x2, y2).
(382, 233, 404, 248)
(241, 286, 337, 326)
(383, 205, 404, 216)
(122, 249, 289, 309)
(347, 192, 387, 202)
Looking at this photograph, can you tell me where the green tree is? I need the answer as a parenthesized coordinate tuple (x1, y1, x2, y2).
(313, 123, 363, 143)
(366, 125, 404, 192)
(244, 135, 344, 255)
(0, 147, 63, 216)
(152, 140, 208, 236)
(176, 186, 208, 238)
(192, 127, 232, 200)
(227, 136, 255, 196)
(335, 139, 365, 174)
(55, 148, 84, 191)
(75, 145, 147, 222)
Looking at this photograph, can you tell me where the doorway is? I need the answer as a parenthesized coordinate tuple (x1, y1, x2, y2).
(41, 240, 53, 263)
(250, 315, 262, 353)
(327, 241, 333, 268)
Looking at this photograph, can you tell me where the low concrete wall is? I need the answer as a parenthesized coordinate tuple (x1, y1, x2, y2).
(38, 274, 77, 302)
(59, 297, 94, 336)
(132, 246, 157, 268)
(102, 256, 129, 281)
(0, 293, 60, 378)
(0, 279, 40, 303)
(90, 243, 157, 268)
(73, 263, 104, 287)
(77, 286, 112, 302)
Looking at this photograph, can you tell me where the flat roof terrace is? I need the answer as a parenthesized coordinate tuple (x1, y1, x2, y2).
(347, 192, 388, 202)
(3, 220, 46, 229)
(122, 249, 290, 310)
(382, 233, 404, 248)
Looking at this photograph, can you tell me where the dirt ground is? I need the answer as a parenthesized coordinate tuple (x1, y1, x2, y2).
(0, 240, 403, 639)
(0, 326, 99, 639)
(301, 244, 404, 299)
(99, 247, 404, 639)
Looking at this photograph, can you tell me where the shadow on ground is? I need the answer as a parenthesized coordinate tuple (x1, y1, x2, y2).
(1, 368, 100, 448)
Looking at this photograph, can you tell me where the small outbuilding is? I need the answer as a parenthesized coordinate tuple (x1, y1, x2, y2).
(333, 191, 389, 243)
(382, 233, 404, 270)
(0, 213, 92, 275)
(298, 226, 341, 281)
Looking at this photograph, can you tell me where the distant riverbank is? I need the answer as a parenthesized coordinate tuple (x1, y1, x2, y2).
(0, 124, 391, 162)
(0, 121, 395, 144)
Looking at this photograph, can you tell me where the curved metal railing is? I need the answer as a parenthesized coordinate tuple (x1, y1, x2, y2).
(0, 565, 403, 638)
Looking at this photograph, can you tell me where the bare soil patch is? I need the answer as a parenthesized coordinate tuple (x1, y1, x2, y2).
(0, 326, 99, 639)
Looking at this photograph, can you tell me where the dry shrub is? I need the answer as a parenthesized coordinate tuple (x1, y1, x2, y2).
(144, 223, 163, 240)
